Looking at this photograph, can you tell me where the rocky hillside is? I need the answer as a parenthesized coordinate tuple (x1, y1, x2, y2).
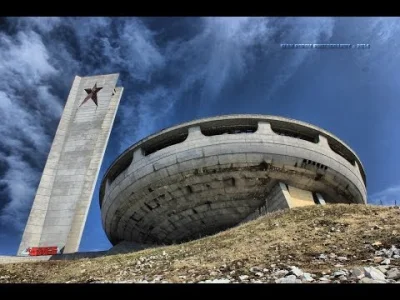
(1, 204, 400, 283)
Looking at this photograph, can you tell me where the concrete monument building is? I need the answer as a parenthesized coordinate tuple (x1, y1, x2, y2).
(18, 73, 123, 255)
(100, 115, 367, 248)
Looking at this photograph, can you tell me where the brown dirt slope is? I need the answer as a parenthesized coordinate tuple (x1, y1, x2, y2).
(1, 204, 399, 283)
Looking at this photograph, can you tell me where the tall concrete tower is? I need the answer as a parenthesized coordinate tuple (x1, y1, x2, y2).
(17, 73, 123, 255)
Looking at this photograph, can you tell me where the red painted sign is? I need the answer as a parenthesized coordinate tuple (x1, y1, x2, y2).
(28, 246, 59, 256)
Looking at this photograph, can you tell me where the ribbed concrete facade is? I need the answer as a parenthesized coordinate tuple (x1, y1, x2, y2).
(18, 73, 123, 255)
(100, 115, 367, 247)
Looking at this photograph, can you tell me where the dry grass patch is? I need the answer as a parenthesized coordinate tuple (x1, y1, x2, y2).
(1, 204, 399, 283)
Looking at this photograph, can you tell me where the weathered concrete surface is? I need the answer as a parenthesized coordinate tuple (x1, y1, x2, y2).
(0, 255, 52, 264)
(241, 182, 317, 223)
(287, 186, 316, 207)
(100, 115, 367, 247)
(18, 74, 123, 255)
(241, 182, 290, 223)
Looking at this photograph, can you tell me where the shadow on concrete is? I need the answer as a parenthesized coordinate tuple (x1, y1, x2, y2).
(47, 241, 154, 261)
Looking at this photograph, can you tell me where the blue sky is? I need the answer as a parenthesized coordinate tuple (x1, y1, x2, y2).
(0, 17, 399, 255)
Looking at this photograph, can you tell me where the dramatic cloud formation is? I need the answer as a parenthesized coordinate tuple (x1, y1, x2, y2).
(14, 17, 62, 33)
(118, 17, 337, 149)
(1, 17, 399, 254)
(0, 17, 168, 232)
(0, 29, 60, 230)
(166, 17, 273, 102)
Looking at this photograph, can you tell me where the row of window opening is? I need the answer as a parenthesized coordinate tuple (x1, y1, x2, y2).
(106, 123, 358, 185)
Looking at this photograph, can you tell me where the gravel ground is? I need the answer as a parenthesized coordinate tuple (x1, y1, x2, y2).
(1, 204, 399, 284)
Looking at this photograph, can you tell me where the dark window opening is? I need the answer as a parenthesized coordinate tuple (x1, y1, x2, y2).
(129, 213, 140, 222)
(270, 126, 318, 143)
(302, 160, 328, 171)
(223, 177, 236, 187)
(201, 123, 258, 136)
(144, 203, 153, 211)
(312, 193, 320, 204)
(142, 132, 188, 156)
(326, 138, 366, 187)
(327, 140, 356, 166)
(259, 161, 269, 171)
(108, 151, 133, 184)
(186, 186, 193, 194)
(315, 173, 323, 181)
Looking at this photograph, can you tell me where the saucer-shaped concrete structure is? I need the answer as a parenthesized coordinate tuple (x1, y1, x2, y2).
(100, 115, 366, 246)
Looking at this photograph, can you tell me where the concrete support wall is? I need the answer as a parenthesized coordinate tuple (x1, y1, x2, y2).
(18, 74, 123, 255)
(240, 182, 289, 223)
(240, 182, 318, 223)
(287, 185, 315, 207)
(316, 193, 326, 205)
(267, 182, 292, 211)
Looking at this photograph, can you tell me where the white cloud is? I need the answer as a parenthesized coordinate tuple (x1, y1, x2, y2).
(263, 17, 335, 99)
(115, 17, 278, 148)
(369, 185, 400, 206)
(164, 17, 271, 102)
(116, 20, 166, 82)
(163, 17, 336, 104)
(344, 17, 400, 75)
(0, 18, 169, 231)
(116, 17, 336, 151)
(0, 30, 59, 230)
(117, 86, 180, 152)
(0, 155, 40, 230)
(36, 86, 63, 118)
(12, 17, 62, 33)
(72, 17, 113, 41)
(0, 92, 50, 152)
(0, 31, 57, 87)
(70, 18, 165, 82)
(197, 17, 272, 101)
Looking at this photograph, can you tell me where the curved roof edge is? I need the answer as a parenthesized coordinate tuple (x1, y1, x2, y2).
(99, 114, 366, 206)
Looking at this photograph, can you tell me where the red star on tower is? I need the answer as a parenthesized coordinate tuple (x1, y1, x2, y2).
(79, 83, 103, 107)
